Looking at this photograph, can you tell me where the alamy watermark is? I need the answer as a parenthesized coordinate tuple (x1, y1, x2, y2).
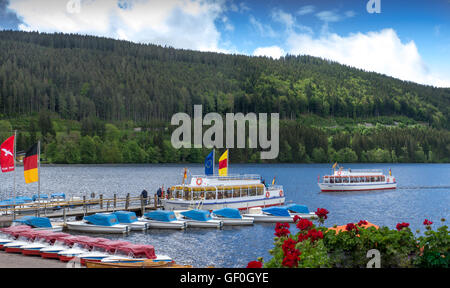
(171, 105, 279, 160)
(367, 0, 381, 14)
(366, 249, 381, 268)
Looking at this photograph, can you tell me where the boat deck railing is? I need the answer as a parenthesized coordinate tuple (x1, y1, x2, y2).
(191, 174, 261, 181)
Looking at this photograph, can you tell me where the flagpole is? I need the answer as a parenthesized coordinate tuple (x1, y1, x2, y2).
(213, 149, 215, 176)
(37, 140, 41, 217)
(13, 130, 16, 220)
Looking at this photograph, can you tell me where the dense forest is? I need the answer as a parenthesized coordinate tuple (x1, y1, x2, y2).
(0, 30, 449, 164)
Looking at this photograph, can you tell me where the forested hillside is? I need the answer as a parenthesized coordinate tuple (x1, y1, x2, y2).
(0, 30, 449, 163)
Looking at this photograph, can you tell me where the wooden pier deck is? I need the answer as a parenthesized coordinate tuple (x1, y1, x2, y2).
(0, 194, 163, 227)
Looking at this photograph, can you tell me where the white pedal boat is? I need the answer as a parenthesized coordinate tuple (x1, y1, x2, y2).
(111, 211, 148, 231)
(66, 213, 129, 234)
(100, 244, 172, 263)
(211, 208, 254, 226)
(243, 206, 315, 223)
(140, 210, 187, 230)
(176, 210, 223, 228)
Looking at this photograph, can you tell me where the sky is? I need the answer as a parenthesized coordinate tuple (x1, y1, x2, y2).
(0, 0, 450, 87)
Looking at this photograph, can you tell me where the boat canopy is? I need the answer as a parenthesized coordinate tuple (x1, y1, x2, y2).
(180, 210, 212, 221)
(212, 208, 242, 219)
(286, 204, 310, 214)
(113, 211, 138, 223)
(32, 194, 48, 201)
(61, 235, 83, 246)
(117, 244, 156, 259)
(0, 225, 31, 236)
(51, 193, 66, 199)
(77, 237, 110, 248)
(144, 210, 177, 222)
(42, 232, 70, 243)
(84, 213, 120, 226)
(14, 196, 33, 202)
(97, 240, 130, 253)
(20, 230, 49, 239)
(262, 207, 290, 217)
(13, 216, 53, 228)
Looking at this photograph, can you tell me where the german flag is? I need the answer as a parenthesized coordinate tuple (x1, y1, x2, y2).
(219, 150, 228, 176)
(24, 143, 39, 184)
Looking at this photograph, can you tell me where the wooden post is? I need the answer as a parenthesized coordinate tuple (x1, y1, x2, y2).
(113, 194, 117, 210)
(125, 193, 130, 210)
(140, 195, 145, 215)
(99, 194, 103, 210)
(154, 194, 158, 209)
(63, 205, 67, 224)
(83, 195, 87, 215)
(106, 200, 109, 212)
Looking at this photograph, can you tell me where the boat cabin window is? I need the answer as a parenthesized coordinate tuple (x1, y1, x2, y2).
(249, 186, 257, 196)
(343, 177, 349, 183)
(184, 190, 192, 201)
(241, 187, 248, 197)
(224, 190, 232, 199)
(330, 177, 334, 183)
(233, 188, 240, 198)
(206, 191, 215, 200)
(257, 186, 264, 196)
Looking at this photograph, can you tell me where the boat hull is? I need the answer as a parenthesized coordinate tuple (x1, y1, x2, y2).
(65, 221, 129, 234)
(318, 182, 397, 192)
(139, 219, 187, 230)
(211, 216, 254, 226)
(184, 220, 223, 228)
(241, 214, 295, 223)
(163, 196, 285, 211)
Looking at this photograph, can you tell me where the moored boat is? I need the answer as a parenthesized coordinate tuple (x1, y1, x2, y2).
(177, 209, 223, 228)
(65, 213, 129, 234)
(242, 206, 315, 223)
(140, 210, 187, 230)
(40, 235, 79, 259)
(211, 208, 254, 226)
(12, 216, 63, 232)
(318, 167, 397, 192)
(21, 231, 69, 256)
(112, 211, 148, 231)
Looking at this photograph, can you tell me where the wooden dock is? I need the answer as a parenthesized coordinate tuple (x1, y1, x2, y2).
(0, 194, 163, 227)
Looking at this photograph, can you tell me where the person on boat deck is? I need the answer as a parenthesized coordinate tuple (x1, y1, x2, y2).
(167, 187, 172, 199)
(141, 189, 148, 205)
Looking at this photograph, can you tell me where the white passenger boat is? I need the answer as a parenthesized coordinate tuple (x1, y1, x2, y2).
(176, 209, 223, 228)
(318, 167, 397, 192)
(65, 213, 129, 234)
(211, 208, 254, 226)
(162, 174, 285, 211)
(140, 210, 187, 230)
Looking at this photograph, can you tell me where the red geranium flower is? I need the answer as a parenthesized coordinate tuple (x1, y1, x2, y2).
(423, 219, 433, 226)
(282, 238, 297, 254)
(357, 220, 368, 226)
(296, 218, 313, 231)
(315, 208, 329, 220)
(396, 222, 410, 231)
(345, 223, 359, 233)
(246, 261, 263, 268)
(306, 229, 324, 242)
(282, 249, 301, 268)
(274, 222, 291, 237)
(293, 215, 302, 223)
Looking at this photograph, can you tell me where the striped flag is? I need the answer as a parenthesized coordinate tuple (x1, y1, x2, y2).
(272, 176, 276, 186)
(24, 143, 39, 184)
(332, 162, 338, 169)
(218, 150, 228, 176)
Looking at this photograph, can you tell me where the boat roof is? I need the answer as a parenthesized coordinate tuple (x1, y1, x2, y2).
(180, 210, 212, 221)
(285, 204, 310, 214)
(77, 237, 110, 248)
(84, 213, 120, 226)
(96, 240, 131, 252)
(61, 235, 83, 245)
(113, 211, 138, 223)
(42, 232, 71, 242)
(262, 207, 290, 217)
(144, 210, 177, 222)
(51, 193, 66, 198)
(331, 169, 384, 176)
(186, 174, 263, 187)
(116, 244, 156, 259)
(213, 208, 242, 219)
(0, 225, 32, 235)
(13, 216, 53, 228)
(32, 194, 48, 200)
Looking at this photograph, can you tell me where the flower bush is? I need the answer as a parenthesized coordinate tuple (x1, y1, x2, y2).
(247, 209, 449, 268)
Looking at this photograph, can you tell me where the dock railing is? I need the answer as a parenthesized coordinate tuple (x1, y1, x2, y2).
(0, 194, 160, 219)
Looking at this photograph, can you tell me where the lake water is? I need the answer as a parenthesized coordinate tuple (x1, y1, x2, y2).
(1, 163, 449, 267)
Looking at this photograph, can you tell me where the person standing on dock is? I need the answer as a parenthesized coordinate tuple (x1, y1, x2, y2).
(157, 187, 162, 204)
(141, 189, 148, 205)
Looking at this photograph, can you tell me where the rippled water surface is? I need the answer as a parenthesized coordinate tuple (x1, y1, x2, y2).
(1, 163, 449, 267)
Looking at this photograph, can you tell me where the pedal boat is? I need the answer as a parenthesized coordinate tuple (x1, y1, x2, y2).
(65, 213, 129, 234)
(243, 206, 315, 223)
(177, 209, 223, 228)
(211, 208, 254, 226)
(112, 211, 148, 231)
(140, 210, 187, 230)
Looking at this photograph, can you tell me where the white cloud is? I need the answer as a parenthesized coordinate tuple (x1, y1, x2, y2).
(316, 10, 342, 22)
(287, 28, 450, 87)
(253, 46, 285, 59)
(8, 0, 228, 53)
(249, 15, 277, 38)
(297, 5, 315, 16)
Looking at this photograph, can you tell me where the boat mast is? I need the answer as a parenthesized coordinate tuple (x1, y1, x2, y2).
(13, 130, 16, 220)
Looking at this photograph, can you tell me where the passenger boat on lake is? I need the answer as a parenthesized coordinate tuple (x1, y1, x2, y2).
(163, 174, 285, 211)
(318, 166, 397, 192)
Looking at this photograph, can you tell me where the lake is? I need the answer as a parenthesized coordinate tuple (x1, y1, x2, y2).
(1, 163, 449, 267)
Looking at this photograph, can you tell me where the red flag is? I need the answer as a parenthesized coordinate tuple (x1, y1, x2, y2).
(0, 135, 15, 173)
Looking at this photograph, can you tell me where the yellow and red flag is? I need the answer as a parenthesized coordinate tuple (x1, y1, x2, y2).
(218, 150, 228, 176)
(24, 143, 39, 184)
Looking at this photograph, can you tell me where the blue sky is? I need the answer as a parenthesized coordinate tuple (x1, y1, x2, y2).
(1, 0, 449, 87)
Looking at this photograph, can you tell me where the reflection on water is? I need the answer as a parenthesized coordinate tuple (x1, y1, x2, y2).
(1, 163, 449, 267)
